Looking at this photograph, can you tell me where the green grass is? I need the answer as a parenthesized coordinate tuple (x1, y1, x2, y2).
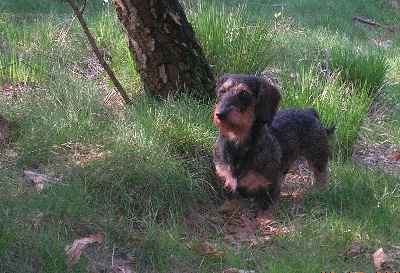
(331, 48, 389, 96)
(0, 18, 50, 85)
(0, 0, 103, 14)
(280, 67, 373, 158)
(188, 1, 276, 77)
(1, 0, 400, 272)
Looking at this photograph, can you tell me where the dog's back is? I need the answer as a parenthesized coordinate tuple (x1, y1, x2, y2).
(270, 108, 332, 175)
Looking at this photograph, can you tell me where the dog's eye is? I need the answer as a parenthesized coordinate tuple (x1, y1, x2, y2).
(239, 90, 250, 98)
(218, 89, 226, 96)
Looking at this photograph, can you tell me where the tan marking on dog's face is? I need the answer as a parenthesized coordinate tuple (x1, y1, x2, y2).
(213, 80, 256, 143)
(213, 101, 256, 143)
(235, 83, 249, 93)
(221, 78, 234, 91)
(238, 171, 270, 194)
(217, 81, 251, 97)
(215, 162, 237, 193)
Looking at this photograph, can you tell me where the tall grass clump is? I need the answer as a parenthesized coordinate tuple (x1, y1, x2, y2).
(187, 1, 275, 77)
(0, 49, 48, 85)
(331, 49, 389, 96)
(281, 68, 372, 158)
(0, 18, 55, 85)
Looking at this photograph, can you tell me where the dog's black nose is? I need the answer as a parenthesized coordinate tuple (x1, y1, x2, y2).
(216, 111, 227, 120)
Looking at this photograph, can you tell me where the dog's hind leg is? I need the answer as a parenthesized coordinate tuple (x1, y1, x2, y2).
(306, 156, 329, 191)
(313, 169, 329, 191)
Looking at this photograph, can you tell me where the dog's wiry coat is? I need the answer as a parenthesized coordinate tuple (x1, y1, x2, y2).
(213, 74, 335, 221)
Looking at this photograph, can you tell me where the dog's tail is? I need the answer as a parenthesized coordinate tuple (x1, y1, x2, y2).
(308, 109, 336, 136)
(326, 126, 336, 136)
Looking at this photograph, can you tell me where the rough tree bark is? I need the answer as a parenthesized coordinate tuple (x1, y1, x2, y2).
(111, 0, 215, 98)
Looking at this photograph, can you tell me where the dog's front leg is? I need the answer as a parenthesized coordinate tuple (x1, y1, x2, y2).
(253, 178, 281, 226)
(214, 161, 243, 215)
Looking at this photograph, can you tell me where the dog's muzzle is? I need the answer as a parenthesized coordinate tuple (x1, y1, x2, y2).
(215, 110, 227, 121)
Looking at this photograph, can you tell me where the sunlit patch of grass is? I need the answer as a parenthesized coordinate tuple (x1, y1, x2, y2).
(331, 49, 389, 96)
(188, 1, 275, 77)
(0, 19, 50, 85)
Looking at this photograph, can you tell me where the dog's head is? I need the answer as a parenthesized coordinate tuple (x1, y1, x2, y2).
(213, 74, 281, 142)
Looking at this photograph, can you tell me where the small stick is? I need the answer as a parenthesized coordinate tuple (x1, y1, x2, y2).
(67, 0, 133, 105)
(353, 16, 383, 27)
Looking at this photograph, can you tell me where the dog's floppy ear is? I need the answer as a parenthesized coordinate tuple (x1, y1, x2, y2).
(255, 77, 281, 125)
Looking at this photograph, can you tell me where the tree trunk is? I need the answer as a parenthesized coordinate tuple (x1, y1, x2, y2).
(111, 0, 215, 98)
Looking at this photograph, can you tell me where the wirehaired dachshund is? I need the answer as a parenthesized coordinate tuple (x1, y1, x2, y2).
(213, 74, 335, 224)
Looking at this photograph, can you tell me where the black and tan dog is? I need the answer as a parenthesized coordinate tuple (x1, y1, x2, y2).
(213, 74, 335, 224)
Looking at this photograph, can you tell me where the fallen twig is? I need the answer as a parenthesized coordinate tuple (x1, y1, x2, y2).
(353, 16, 383, 27)
(352, 16, 398, 32)
(67, 0, 133, 105)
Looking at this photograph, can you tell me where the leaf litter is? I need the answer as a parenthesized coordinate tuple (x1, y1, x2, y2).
(220, 208, 291, 251)
(23, 170, 53, 191)
(65, 233, 137, 272)
(373, 247, 397, 272)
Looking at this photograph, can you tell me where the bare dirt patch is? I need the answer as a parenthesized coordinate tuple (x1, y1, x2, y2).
(0, 82, 39, 100)
(353, 140, 400, 177)
(352, 102, 400, 177)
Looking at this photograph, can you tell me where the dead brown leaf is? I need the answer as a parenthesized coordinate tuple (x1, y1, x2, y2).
(373, 247, 397, 271)
(262, 225, 290, 236)
(118, 216, 124, 227)
(23, 170, 52, 191)
(389, 149, 400, 161)
(65, 233, 104, 266)
(221, 209, 295, 250)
